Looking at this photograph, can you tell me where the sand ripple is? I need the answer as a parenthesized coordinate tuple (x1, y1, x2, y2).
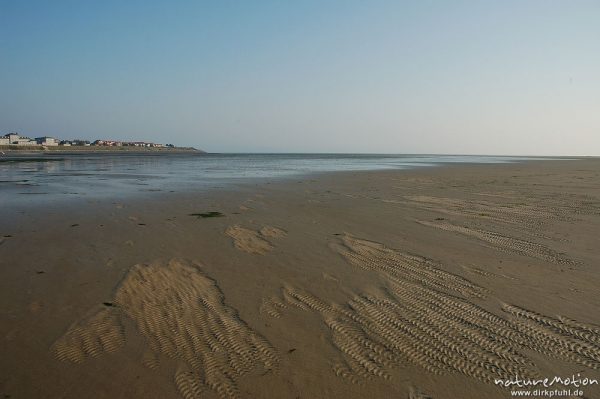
(52, 259, 278, 399)
(417, 220, 577, 265)
(264, 234, 600, 388)
(225, 225, 286, 254)
(52, 308, 125, 363)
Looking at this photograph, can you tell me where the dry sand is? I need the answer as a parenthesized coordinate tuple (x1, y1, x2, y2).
(1, 159, 600, 398)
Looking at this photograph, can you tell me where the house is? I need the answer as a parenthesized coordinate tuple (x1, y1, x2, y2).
(35, 137, 59, 146)
(0, 135, 9, 145)
(93, 140, 121, 146)
(7, 133, 20, 143)
(5, 133, 36, 145)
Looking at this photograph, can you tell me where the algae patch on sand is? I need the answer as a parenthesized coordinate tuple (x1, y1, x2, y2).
(189, 211, 225, 218)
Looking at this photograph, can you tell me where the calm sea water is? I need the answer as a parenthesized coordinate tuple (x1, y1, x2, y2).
(0, 153, 550, 206)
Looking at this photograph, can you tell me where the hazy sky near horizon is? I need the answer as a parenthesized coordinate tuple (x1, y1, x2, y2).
(1, 1, 599, 154)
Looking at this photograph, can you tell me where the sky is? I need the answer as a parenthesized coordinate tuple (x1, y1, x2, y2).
(1, 1, 599, 154)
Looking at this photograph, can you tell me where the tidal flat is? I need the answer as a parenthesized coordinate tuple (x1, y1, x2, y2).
(1, 158, 599, 399)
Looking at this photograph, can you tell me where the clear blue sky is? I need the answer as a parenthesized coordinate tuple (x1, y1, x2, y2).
(1, 1, 598, 154)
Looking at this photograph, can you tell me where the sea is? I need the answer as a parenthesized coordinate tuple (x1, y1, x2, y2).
(0, 153, 555, 207)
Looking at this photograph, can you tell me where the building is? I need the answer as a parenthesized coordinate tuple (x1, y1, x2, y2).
(35, 137, 59, 146)
(93, 140, 121, 146)
(2, 133, 172, 148)
(4, 133, 36, 145)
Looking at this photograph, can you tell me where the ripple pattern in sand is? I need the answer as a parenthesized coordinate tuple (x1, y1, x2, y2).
(332, 234, 487, 298)
(274, 283, 538, 385)
(116, 260, 277, 398)
(264, 235, 600, 387)
(259, 226, 287, 239)
(502, 304, 600, 369)
(405, 195, 574, 226)
(53, 259, 278, 399)
(51, 307, 125, 363)
(417, 220, 576, 265)
(225, 225, 286, 254)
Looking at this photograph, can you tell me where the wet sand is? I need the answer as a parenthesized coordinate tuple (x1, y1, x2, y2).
(1, 159, 600, 399)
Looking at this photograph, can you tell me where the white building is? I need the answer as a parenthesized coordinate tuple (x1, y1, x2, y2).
(0, 136, 9, 145)
(7, 133, 20, 143)
(16, 138, 36, 145)
(4, 133, 36, 146)
(36, 137, 59, 146)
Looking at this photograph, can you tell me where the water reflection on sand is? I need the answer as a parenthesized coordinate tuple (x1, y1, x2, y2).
(0, 153, 554, 207)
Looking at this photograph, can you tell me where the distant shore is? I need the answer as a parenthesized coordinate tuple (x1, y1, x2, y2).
(0, 145, 203, 154)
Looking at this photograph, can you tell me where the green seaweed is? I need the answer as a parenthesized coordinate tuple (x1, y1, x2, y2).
(189, 211, 225, 219)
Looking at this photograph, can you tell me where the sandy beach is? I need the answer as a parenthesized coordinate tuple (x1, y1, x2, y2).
(1, 158, 600, 399)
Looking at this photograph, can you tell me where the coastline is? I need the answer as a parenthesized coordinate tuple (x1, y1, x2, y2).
(1, 158, 599, 399)
(0, 145, 203, 154)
